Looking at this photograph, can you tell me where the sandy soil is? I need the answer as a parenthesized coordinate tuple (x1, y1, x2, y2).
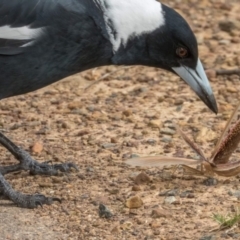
(0, 0, 240, 239)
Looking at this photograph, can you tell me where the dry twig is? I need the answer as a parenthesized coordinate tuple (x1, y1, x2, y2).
(216, 69, 240, 76)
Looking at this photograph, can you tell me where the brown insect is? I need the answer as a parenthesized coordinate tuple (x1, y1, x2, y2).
(126, 102, 240, 177)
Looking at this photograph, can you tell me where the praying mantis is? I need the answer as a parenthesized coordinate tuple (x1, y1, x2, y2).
(126, 101, 240, 177)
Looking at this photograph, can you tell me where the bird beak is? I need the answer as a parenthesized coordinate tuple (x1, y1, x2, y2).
(172, 59, 218, 114)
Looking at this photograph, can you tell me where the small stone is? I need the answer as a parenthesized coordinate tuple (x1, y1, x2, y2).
(148, 120, 162, 128)
(101, 143, 116, 149)
(128, 172, 140, 180)
(86, 166, 94, 172)
(180, 190, 195, 198)
(150, 184, 157, 190)
(130, 154, 140, 159)
(205, 69, 216, 79)
(146, 139, 157, 145)
(39, 182, 53, 188)
(158, 96, 165, 103)
(134, 123, 145, 129)
(174, 99, 184, 105)
(77, 129, 90, 136)
(121, 221, 133, 230)
(219, 39, 230, 45)
(203, 178, 218, 186)
(51, 177, 62, 183)
(122, 109, 132, 117)
(160, 128, 176, 136)
(228, 190, 240, 198)
(108, 189, 119, 194)
(195, 127, 217, 143)
(61, 121, 68, 129)
(111, 225, 120, 234)
(219, 3, 232, 10)
(134, 172, 151, 185)
(110, 137, 118, 143)
(31, 142, 43, 154)
(151, 209, 171, 218)
(67, 101, 82, 110)
(164, 196, 177, 204)
(161, 136, 172, 143)
(99, 204, 113, 218)
(125, 196, 143, 209)
(199, 236, 215, 240)
(219, 19, 240, 33)
(227, 87, 238, 93)
(153, 230, 160, 235)
(159, 189, 179, 197)
(132, 185, 141, 191)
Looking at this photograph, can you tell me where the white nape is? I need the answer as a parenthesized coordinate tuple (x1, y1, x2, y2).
(95, 0, 165, 52)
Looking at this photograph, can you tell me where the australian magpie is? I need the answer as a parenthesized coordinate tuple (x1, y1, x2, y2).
(0, 0, 218, 208)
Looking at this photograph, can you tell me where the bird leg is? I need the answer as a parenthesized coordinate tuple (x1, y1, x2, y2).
(0, 131, 77, 208)
(0, 171, 61, 208)
(0, 132, 78, 176)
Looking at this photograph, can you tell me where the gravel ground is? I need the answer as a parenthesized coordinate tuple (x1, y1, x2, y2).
(1, 0, 240, 239)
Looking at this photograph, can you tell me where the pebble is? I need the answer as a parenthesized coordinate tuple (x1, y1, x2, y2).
(38, 182, 53, 188)
(99, 204, 113, 218)
(67, 101, 82, 110)
(110, 137, 118, 143)
(180, 191, 195, 198)
(174, 99, 184, 105)
(203, 178, 218, 186)
(199, 236, 215, 240)
(160, 128, 176, 136)
(164, 196, 177, 204)
(219, 19, 240, 33)
(228, 190, 240, 198)
(151, 209, 171, 218)
(130, 154, 140, 159)
(195, 127, 217, 143)
(125, 196, 143, 209)
(219, 39, 230, 45)
(227, 87, 238, 93)
(129, 172, 141, 180)
(31, 142, 43, 154)
(159, 189, 179, 197)
(146, 139, 157, 145)
(161, 136, 172, 143)
(148, 120, 162, 128)
(122, 109, 132, 117)
(132, 185, 141, 191)
(134, 172, 151, 185)
(101, 143, 116, 149)
(205, 69, 216, 79)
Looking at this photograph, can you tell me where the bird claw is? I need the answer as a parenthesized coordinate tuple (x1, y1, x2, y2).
(29, 162, 78, 176)
(12, 193, 62, 209)
(55, 162, 78, 172)
(52, 197, 62, 203)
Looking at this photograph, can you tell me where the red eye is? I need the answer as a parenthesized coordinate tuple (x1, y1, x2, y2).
(176, 47, 188, 58)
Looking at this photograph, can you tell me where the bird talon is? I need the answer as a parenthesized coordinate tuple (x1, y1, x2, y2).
(52, 197, 62, 203)
(35, 201, 43, 208)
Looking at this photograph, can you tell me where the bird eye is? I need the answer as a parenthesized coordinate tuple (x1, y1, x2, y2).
(176, 47, 188, 58)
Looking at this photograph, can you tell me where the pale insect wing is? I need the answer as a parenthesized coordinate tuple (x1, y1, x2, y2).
(126, 156, 202, 167)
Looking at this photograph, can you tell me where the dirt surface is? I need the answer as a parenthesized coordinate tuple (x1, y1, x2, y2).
(1, 0, 240, 239)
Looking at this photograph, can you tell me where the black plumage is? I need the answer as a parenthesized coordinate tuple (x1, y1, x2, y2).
(0, 0, 218, 208)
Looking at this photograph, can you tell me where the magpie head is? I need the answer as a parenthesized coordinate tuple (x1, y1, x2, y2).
(110, 2, 217, 113)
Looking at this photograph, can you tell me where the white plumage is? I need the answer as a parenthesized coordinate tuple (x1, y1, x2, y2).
(95, 0, 165, 52)
(0, 25, 42, 44)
